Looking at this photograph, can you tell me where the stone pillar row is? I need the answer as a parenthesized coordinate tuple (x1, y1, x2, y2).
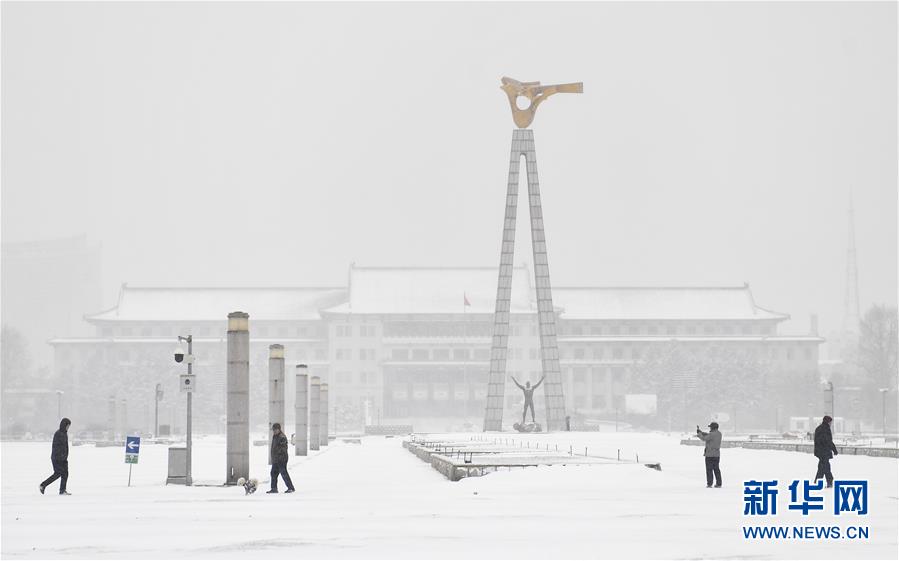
(224, 311, 328, 485)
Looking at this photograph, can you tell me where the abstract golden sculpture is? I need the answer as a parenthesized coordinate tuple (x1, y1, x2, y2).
(500, 76, 584, 128)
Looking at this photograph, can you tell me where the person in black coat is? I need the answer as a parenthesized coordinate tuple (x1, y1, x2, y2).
(813, 415, 838, 487)
(40, 418, 72, 495)
(267, 423, 294, 494)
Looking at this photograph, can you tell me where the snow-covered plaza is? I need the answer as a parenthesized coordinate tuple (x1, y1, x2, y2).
(2, 432, 896, 559)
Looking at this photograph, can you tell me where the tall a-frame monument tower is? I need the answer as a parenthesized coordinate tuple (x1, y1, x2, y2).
(483, 77, 582, 432)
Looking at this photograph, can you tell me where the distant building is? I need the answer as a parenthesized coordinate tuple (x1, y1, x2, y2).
(1, 234, 102, 369)
(50, 265, 823, 435)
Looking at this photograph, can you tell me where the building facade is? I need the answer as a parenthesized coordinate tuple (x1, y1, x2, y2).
(50, 265, 823, 436)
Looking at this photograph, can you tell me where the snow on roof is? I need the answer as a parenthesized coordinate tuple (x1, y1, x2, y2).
(87, 285, 347, 322)
(323, 266, 788, 321)
(85, 268, 789, 322)
(324, 266, 536, 315)
(553, 286, 788, 321)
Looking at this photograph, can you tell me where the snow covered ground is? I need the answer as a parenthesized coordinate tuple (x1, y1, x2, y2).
(1, 432, 896, 559)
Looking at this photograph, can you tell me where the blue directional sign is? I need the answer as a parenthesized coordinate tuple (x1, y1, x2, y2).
(125, 436, 141, 464)
(126, 436, 141, 454)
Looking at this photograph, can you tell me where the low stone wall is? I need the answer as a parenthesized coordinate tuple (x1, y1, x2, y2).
(366, 425, 413, 435)
(681, 439, 899, 458)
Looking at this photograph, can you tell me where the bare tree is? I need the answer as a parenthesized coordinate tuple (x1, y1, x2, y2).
(857, 304, 898, 391)
(1, 324, 32, 389)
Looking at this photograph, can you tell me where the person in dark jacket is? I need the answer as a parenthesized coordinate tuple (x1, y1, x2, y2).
(696, 421, 722, 488)
(813, 415, 838, 487)
(267, 423, 294, 494)
(40, 418, 71, 495)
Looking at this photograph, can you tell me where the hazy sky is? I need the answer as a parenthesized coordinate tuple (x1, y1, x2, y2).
(2, 1, 896, 337)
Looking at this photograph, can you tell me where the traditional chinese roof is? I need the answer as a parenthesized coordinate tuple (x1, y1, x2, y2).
(86, 285, 347, 322)
(83, 266, 789, 322)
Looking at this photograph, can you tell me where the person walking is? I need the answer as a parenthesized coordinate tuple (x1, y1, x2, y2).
(696, 421, 722, 488)
(813, 415, 838, 487)
(40, 418, 72, 495)
(267, 423, 295, 494)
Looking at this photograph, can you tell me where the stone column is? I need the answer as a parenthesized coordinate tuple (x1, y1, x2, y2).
(320, 383, 329, 447)
(107, 395, 117, 441)
(294, 365, 308, 456)
(226, 311, 250, 485)
(268, 344, 285, 464)
(309, 376, 320, 451)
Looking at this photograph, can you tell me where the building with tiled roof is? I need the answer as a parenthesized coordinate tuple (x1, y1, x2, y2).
(50, 264, 822, 436)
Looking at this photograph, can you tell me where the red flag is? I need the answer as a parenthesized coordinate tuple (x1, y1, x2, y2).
(464, 293, 471, 307)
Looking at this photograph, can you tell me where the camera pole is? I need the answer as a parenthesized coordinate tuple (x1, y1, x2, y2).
(178, 334, 193, 486)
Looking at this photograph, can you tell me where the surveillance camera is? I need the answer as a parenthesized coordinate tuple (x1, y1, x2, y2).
(174, 344, 185, 363)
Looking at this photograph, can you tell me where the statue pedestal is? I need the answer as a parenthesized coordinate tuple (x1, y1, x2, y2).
(513, 422, 543, 433)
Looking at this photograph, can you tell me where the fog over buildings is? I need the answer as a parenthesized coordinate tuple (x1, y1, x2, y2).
(1, 2, 896, 435)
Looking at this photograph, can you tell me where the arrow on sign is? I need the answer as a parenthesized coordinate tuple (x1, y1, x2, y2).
(127, 441, 139, 450)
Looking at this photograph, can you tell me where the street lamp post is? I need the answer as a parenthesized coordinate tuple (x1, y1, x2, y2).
(176, 335, 193, 486)
(56, 390, 63, 418)
(824, 381, 835, 434)
(155, 383, 163, 437)
(879, 388, 889, 437)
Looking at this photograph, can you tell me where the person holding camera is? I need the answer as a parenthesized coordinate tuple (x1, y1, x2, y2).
(696, 421, 722, 488)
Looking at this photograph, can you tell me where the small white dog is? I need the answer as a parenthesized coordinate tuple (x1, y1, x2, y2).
(236, 477, 258, 495)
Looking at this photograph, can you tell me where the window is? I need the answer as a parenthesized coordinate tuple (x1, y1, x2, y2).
(391, 348, 409, 361)
(412, 349, 429, 361)
(703, 324, 714, 335)
(666, 324, 677, 336)
(315, 348, 327, 360)
(631, 347, 641, 360)
(593, 347, 605, 360)
(433, 349, 450, 361)
(359, 349, 376, 361)
(359, 372, 368, 384)
(591, 324, 603, 336)
(336, 325, 352, 337)
(295, 326, 306, 337)
(648, 325, 658, 335)
(121, 327, 133, 337)
(628, 324, 639, 335)
(741, 324, 751, 335)
(687, 324, 697, 335)
(473, 348, 490, 361)
(336, 349, 352, 360)
(140, 326, 152, 337)
(574, 348, 585, 360)
(359, 325, 376, 337)
(612, 347, 623, 360)
(573, 368, 587, 383)
(453, 348, 471, 361)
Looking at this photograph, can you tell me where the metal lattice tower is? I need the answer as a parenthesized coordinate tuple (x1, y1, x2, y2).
(483, 77, 581, 432)
(842, 196, 860, 338)
(483, 130, 567, 431)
